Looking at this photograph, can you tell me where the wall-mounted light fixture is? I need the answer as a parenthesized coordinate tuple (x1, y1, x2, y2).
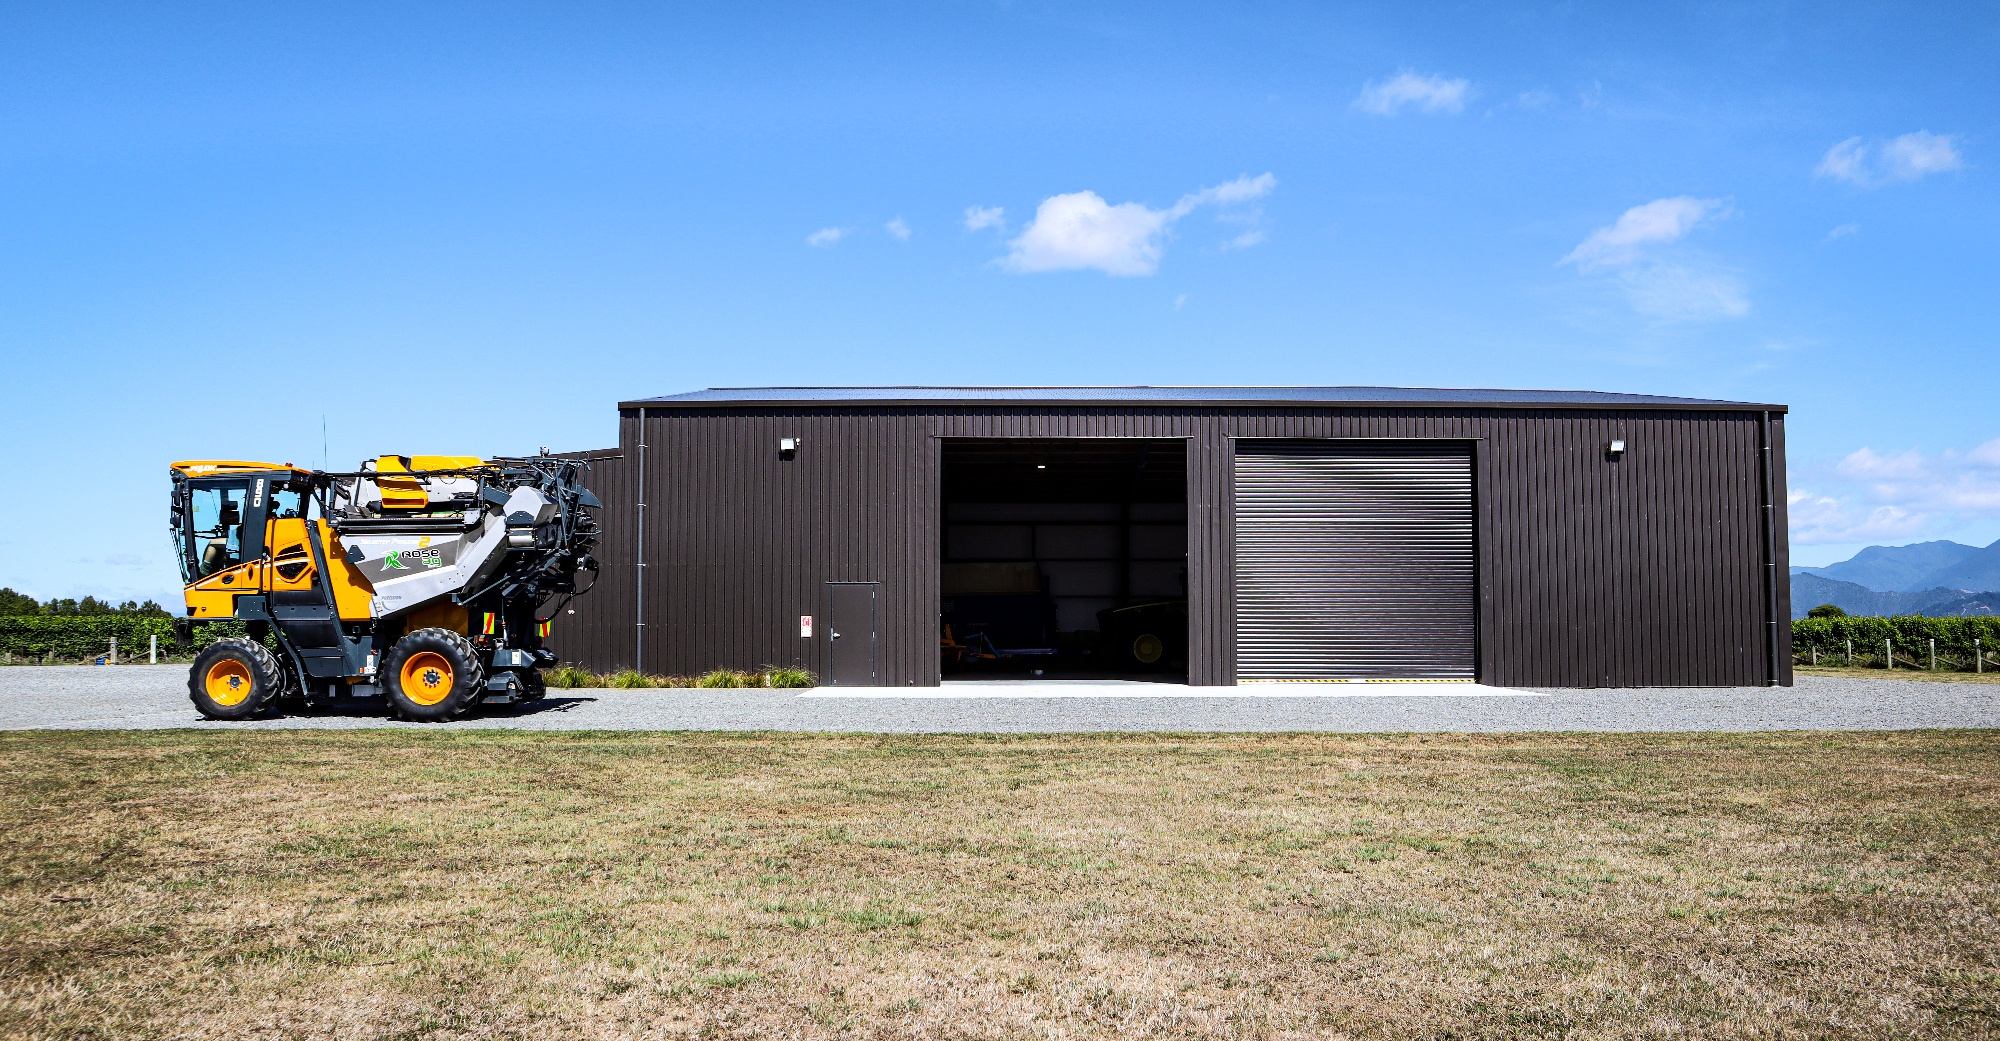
(1606, 439, 1626, 457)
(779, 437, 799, 459)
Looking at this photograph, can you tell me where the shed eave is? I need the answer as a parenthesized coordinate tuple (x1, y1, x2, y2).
(616, 393, 1787, 414)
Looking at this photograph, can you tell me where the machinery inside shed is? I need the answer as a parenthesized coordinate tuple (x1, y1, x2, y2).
(939, 438, 1188, 680)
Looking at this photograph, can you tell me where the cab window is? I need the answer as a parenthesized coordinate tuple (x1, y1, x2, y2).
(270, 488, 304, 520)
(188, 482, 250, 577)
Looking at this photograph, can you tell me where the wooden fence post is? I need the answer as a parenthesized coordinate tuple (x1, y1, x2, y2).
(1845, 638, 1852, 666)
(1885, 638, 1893, 670)
(109, 636, 117, 666)
(1930, 638, 1937, 671)
(150, 634, 158, 665)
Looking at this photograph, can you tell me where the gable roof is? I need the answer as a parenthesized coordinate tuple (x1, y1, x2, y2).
(621, 386, 1783, 412)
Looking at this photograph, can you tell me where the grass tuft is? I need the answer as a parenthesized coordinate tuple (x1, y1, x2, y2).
(543, 666, 599, 689)
(761, 665, 815, 688)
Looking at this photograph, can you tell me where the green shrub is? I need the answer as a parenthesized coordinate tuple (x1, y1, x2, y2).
(608, 669, 656, 689)
(1806, 604, 1846, 619)
(0, 616, 251, 664)
(696, 669, 750, 688)
(762, 665, 815, 688)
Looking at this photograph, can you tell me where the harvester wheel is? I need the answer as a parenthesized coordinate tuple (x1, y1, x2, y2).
(1130, 632, 1165, 666)
(383, 628, 485, 722)
(188, 637, 286, 720)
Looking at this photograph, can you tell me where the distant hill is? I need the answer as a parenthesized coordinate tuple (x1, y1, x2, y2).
(1791, 573, 2000, 620)
(1792, 540, 1980, 592)
(1906, 539, 2000, 594)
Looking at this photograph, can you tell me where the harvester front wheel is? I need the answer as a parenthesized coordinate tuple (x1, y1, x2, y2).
(188, 637, 286, 720)
(383, 628, 485, 722)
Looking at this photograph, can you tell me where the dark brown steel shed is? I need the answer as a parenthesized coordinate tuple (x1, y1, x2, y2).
(549, 387, 1791, 688)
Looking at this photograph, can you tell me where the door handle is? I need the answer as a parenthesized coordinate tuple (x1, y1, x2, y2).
(831, 631, 842, 639)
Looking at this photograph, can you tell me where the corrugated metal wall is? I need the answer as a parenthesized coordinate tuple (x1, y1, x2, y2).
(556, 405, 1791, 688)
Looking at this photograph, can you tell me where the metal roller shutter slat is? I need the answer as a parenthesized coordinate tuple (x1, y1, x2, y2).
(1235, 444, 1475, 679)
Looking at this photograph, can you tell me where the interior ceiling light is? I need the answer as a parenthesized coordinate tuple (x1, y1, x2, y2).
(1036, 464, 1046, 469)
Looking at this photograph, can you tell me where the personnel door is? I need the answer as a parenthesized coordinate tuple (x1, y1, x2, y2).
(825, 582, 879, 686)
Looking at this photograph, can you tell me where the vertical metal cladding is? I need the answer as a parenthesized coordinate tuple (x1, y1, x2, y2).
(565, 403, 1787, 687)
(1234, 443, 1476, 679)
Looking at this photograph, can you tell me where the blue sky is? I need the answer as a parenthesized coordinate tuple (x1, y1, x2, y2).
(1, 1, 1994, 606)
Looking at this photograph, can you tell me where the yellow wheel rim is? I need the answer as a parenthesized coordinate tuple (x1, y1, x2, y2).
(400, 651, 455, 706)
(205, 659, 252, 706)
(1132, 634, 1164, 665)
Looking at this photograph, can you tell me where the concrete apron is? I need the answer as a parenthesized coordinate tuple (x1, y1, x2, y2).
(797, 680, 1543, 699)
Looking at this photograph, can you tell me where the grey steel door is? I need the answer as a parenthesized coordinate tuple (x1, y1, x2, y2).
(1234, 443, 1475, 680)
(825, 582, 879, 686)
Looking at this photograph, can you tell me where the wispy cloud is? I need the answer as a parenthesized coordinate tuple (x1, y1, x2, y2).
(1816, 131, 1964, 187)
(1561, 197, 1745, 321)
(1562, 197, 1729, 272)
(884, 217, 911, 241)
(1001, 173, 1276, 277)
(1823, 222, 1860, 242)
(963, 206, 1005, 232)
(1791, 438, 2000, 545)
(805, 226, 848, 247)
(1788, 489, 1926, 546)
(1354, 72, 1469, 116)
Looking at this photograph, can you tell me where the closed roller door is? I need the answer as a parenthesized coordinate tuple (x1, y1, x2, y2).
(1235, 443, 1475, 679)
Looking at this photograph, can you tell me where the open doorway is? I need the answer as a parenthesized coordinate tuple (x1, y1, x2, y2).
(940, 438, 1188, 680)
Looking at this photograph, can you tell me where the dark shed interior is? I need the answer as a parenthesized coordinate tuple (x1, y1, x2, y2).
(940, 438, 1187, 679)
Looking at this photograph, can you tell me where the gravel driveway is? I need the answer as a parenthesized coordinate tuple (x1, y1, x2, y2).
(3, 665, 1997, 732)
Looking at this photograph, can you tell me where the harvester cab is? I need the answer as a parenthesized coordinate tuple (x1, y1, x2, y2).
(168, 454, 600, 721)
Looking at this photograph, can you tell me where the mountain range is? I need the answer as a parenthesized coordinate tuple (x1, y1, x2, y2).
(1790, 537, 2000, 619)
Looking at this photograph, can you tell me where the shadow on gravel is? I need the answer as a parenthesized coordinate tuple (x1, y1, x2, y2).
(258, 696, 600, 722)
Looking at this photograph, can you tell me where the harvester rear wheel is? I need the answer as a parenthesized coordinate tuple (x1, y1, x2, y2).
(187, 637, 286, 720)
(383, 628, 485, 722)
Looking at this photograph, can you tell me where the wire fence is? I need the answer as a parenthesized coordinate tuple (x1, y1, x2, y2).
(1793, 616, 2000, 673)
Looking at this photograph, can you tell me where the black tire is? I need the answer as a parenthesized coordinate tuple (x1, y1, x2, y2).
(188, 637, 287, 720)
(382, 628, 486, 722)
(1129, 631, 1166, 668)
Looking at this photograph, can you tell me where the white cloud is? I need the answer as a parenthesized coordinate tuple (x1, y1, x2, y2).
(1173, 294, 1187, 310)
(1001, 173, 1276, 276)
(1816, 131, 1963, 187)
(1354, 72, 1469, 116)
(1815, 137, 1870, 185)
(1516, 88, 1556, 109)
(1560, 197, 1743, 321)
(1788, 489, 1926, 545)
(805, 226, 847, 247)
(1823, 222, 1859, 242)
(1561, 196, 1729, 273)
(885, 217, 910, 241)
(1791, 438, 2000, 545)
(963, 205, 1005, 232)
(1881, 131, 1964, 179)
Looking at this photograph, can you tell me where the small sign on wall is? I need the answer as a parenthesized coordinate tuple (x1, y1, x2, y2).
(800, 615, 813, 638)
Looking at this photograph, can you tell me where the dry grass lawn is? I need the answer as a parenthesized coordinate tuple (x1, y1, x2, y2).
(2, 730, 1998, 1040)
